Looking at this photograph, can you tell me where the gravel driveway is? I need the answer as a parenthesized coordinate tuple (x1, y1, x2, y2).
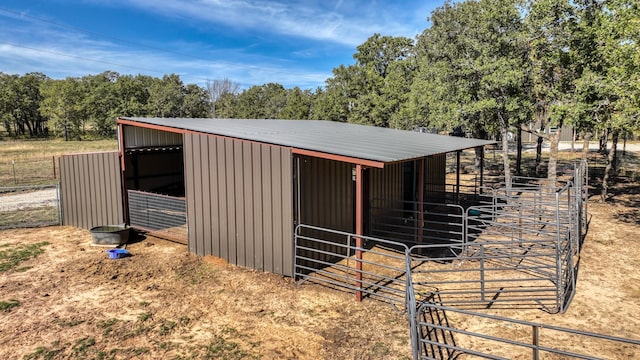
(0, 188, 58, 212)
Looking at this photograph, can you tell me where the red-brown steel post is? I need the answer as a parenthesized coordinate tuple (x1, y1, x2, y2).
(355, 164, 364, 302)
(417, 159, 424, 244)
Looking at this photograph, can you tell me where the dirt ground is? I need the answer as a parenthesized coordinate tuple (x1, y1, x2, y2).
(1, 159, 639, 359)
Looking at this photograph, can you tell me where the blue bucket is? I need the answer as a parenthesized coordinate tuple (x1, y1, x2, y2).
(106, 249, 130, 259)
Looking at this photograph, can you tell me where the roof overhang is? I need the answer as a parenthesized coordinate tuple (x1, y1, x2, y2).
(117, 117, 496, 168)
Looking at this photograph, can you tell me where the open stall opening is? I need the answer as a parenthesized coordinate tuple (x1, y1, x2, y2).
(120, 124, 187, 242)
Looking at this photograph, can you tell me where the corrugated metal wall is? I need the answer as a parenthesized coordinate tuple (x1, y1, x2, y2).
(425, 154, 446, 201)
(59, 152, 124, 229)
(183, 133, 294, 276)
(369, 162, 403, 204)
(123, 125, 182, 147)
(297, 156, 354, 233)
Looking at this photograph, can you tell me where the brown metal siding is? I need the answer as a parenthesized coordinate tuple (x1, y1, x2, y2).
(425, 154, 446, 201)
(370, 163, 403, 203)
(297, 156, 354, 232)
(123, 125, 182, 147)
(183, 133, 294, 276)
(59, 152, 124, 229)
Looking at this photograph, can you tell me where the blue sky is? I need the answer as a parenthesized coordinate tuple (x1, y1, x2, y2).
(0, 0, 444, 89)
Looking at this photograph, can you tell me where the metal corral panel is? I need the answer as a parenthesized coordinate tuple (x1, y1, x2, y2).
(123, 125, 182, 148)
(183, 133, 294, 276)
(295, 156, 355, 272)
(59, 152, 124, 229)
(119, 117, 495, 164)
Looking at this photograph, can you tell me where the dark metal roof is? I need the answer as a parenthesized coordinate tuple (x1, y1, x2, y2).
(118, 117, 495, 164)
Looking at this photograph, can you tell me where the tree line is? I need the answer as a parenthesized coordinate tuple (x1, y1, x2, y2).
(1, 0, 638, 195)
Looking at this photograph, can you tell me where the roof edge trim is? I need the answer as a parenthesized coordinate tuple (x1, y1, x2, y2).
(292, 148, 385, 168)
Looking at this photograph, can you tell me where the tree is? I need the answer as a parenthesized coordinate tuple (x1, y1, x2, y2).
(0, 72, 49, 137)
(39, 77, 86, 140)
(281, 87, 314, 120)
(148, 74, 185, 117)
(183, 84, 211, 118)
(597, 0, 640, 200)
(235, 83, 287, 119)
(524, 0, 577, 182)
(83, 71, 120, 137)
(317, 34, 415, 126)
(206, 78, 240, 117)
(411, 0, 531, 182)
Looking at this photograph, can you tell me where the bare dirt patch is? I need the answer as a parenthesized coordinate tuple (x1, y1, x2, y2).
(0, 228, 409, 359)
(1, 176, 639, 359)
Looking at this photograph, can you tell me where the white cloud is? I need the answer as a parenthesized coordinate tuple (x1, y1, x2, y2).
(103, 0, 424, 46)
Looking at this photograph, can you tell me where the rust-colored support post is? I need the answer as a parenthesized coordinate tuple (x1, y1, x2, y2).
(52, 156, 56, 179)
(355, 164, 364, 302)
(417, 159, 424, 244)
(117, 122, 129, 225)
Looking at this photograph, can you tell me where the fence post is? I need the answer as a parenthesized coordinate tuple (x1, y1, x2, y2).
(12, 160, 17, 185)
(532, 325, 540, 360)
(52, 156, 56, 179)
(480, 245, 485, 302)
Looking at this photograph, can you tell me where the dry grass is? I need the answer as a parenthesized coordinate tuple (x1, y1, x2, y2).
(0, 139, 117, 187)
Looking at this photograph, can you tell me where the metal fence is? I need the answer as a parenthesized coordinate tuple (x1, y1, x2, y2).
(416, 301, 640, 360)
(127, 189, 187, 242)
(0, 184, 61, 230)
(294, 224, 410, 307)
(0, 157, 59, 187)
(292, 160, 635, 359)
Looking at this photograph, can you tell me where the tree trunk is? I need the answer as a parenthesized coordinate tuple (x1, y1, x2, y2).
(582, 132, 591, 163)
(516, 127, 522, 176)
(535, 135, 544, 175)
(601, 131, 619, 201)
(547, 127, 562, 185)
(500, 121, 511, 191)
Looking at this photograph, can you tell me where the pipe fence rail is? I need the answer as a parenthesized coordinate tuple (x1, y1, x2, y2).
(127, 189, 187, 241)
(415, 301, 640, 360)
(294, 224, 410, 307)
(0, 184, 61, 230)
(293, 160, 635, 359)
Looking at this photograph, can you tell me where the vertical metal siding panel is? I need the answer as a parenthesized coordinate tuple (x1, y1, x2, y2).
(201, 136, 213, 256)
(280, 148, 293, 277)
(112, 152, 124, 223)
(225, 138, 237, 265)
(252, 143, 264, 271)
(262, 146, 274, 273)
(194, 134, 206, 255)
(208, 137, 220, 257)
(184, 133, 198, 253)
(60, 156, 70, 225)
(243, 142, 254, 269)
(101, 153, 111, 224)
(234, 140, 246, 267)
(216, 138, 229, 261)
(92, 153, 103, 227)
(69, 155, 80, 227)
(78, 155, 89, 228)
(58, 152, 123, 228)
(271, 148, 283, 274)
(72, 155, 82, 227)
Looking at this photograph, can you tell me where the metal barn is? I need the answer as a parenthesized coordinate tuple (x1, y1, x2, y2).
(59, 117, 493, 277)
